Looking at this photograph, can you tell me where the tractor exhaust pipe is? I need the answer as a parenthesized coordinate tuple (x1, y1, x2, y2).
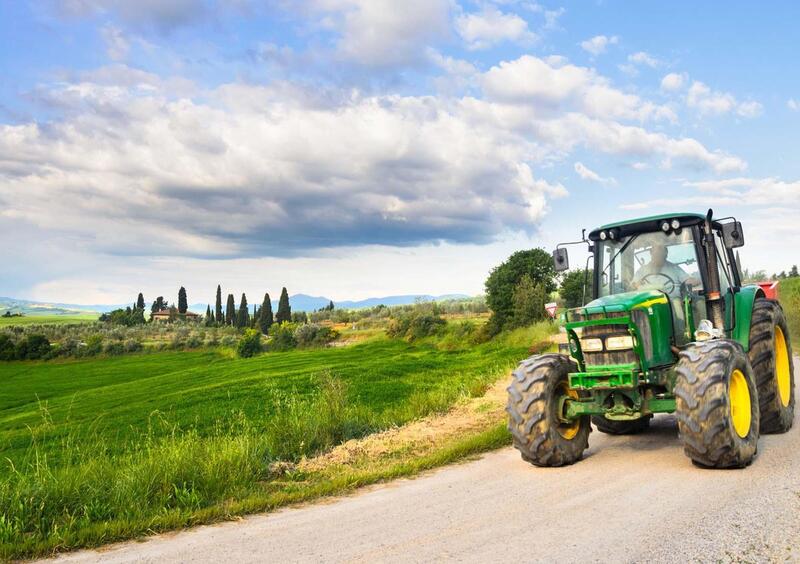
(703, 209, 725, 330)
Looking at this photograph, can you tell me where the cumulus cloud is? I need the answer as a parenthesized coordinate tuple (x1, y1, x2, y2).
(481, 55, 677, 122)
(455, 7, 537, 50)
(53, 0, 212, 33)
(788, 99, 800, 111)
(627, 51, 659, 68)
(686, 80, 762, 118)
(311, 0, 451, 67)
(660, 72, 686, 91)
(574, 162, 616, 184)
(579, 35, 618, 56)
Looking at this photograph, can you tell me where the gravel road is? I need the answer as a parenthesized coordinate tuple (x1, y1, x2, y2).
(48, 360, 800, 564)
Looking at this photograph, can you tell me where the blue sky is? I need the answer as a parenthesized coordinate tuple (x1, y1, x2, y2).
(1, 0, 799, 304)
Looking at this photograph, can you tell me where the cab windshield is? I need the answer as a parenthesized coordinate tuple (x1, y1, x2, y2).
(597, 229, 702, 298)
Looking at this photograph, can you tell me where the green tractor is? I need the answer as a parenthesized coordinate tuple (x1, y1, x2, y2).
(507, 210, 795, 468)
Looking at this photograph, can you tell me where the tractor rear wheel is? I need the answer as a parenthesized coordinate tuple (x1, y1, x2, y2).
(506, 354, 589, 467)
(674, 340, 759, 468)
(592, 415, 651, 435)
(748, 298, 795, 434)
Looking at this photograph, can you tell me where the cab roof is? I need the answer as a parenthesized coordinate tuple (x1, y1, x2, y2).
(589, 212, 707, 241)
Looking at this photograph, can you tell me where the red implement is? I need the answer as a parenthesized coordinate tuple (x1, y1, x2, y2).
(757, 280, 779, 300)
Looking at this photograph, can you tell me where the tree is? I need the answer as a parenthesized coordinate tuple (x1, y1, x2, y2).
(560, 269, 593, 309)
(237, 329, 262, 358)
(136, 293, 145, 310)
(215, 285, 223, 323)
(485, 248, 556, 332)
(205, 305, 214, 326)
(225, 294, 236, 326)
(237, 293, 250, 328)
(178, 286, 188, 314)
(151, 296, 166, 313)
(259, 293, 273, 334)
(791, 265, 799, 278)
(276, 287, 291, 324)
(511, 275, 546, 327)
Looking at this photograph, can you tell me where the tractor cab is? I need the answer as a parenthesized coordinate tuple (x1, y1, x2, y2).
(507, 210, 794, 470)
(585, 212, 742, 345)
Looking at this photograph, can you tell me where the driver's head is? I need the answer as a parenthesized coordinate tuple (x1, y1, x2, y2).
(651, 243, 667, 267)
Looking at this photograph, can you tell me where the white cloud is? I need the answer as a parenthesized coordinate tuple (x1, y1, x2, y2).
(579, 35, 618, 56)
(686, 80, 762, 118)
(574, 162, 616, 184)
(661, 72, 686, 91)
(481, 55, 676, 122)
(100, 25, 130, 60)
(627, 51, 659, 67)
(788, 98, 800, 111)
(312, 0, 452, 66)
(455, 7, 537, 50)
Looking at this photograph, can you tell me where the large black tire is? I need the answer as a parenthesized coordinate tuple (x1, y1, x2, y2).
(506, 354, 590, 467)
(748, 298, 795, 434)
(674, 340, 759, 468)
(592, 415, 651, 435)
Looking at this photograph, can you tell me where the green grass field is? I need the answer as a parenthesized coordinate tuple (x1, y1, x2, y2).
(780, 277, 800, 347)
(0, 324, 552, 559)
(0, 313, 98, 327)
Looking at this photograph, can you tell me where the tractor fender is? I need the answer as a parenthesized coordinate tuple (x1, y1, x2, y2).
(732, 284, 766, 351)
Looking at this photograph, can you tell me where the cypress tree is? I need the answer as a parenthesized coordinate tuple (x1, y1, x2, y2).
(137, 293, 145, 310)
(151, 296, 165, 313)
(237, 293, 249, 328)
(205, 305, 213, 326)
(215, 285, 223, 323)
(276, 287, 291, 324)
(225, 294, 236, 326)
(178, 287, 188, 314)
(259, 293, 273, 334)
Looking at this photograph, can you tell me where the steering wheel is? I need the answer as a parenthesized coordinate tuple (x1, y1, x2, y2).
(640, 272, 677, 294)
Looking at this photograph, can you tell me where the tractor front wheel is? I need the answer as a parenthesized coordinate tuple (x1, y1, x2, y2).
(674, 340, 759, 468)
(507, 354, 589, 467)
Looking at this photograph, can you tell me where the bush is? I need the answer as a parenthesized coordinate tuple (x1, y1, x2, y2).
(15, 334, 51, 360)
(237, 329, 263, 358)
(220, 335, 237, 348)
(387, 311, 446, 341)
(103, 341, 125, 356)
(294, 324, 339, 348)
(83, 334, 104, 357)
(268, 322, 297, 351)
(0, 334, 16, 360)
(124, 339, 143, 353)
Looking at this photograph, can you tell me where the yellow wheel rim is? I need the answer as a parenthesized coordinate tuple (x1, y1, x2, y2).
(775, 326, 791, 408)
(557, 383, 580, 440)
(729, 369, 752, 439)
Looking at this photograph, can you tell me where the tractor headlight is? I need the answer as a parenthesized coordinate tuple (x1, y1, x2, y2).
(605, 335, 634, 350)
(599, 230, 608, 240)
(670, 219, 681, 230)
(580, 338, 603, 352)
(661, 221, 670, 232)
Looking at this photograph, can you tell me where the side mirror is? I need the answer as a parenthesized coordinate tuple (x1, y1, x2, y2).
(721, 221, 744, 249)
(553, 248, 569, 272)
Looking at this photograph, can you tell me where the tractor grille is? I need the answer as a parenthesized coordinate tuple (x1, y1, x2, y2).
(579, 312, 638, 366)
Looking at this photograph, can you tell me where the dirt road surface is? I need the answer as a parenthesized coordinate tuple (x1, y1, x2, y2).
(48, 360, 800, 564)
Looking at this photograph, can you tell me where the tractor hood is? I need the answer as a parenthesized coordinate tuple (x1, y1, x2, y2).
(574, 290, 668, 316)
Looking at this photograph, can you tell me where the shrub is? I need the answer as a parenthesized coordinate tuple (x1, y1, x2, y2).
(103, 341, 125, 356)
(236, 329, 262, 358)
(0, 334, 17, 360)
(294, 324, 339, 348)
(220, 335, 237, 348)
(124, 339, 143, 353)
(185, 334, 203, 349)
(83, 334, 104, 357)
(15, 334, 51, 360)
(268, 322, 297, 351)
(387, 311, 445, 341)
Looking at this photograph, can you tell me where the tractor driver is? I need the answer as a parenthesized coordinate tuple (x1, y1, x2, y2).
(631, 243, 699, 297)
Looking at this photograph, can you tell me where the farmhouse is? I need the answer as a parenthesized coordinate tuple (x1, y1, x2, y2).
(151, 310, 200, 322)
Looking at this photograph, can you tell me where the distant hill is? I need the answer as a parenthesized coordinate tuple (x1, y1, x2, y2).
(2, 293, 472, 317)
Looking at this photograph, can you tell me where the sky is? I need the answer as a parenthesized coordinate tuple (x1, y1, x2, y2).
(1, 0, 800, 305)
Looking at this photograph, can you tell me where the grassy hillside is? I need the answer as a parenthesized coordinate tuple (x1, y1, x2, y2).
(780, 277, 800, 347)
(0, 313, 98, 327)
(0, 324, 552, 558)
